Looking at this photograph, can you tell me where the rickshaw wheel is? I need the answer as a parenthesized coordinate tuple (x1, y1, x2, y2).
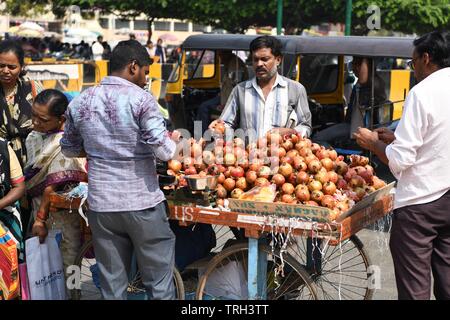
(195, 242, 318, 300)
(287, 235, 374, 300)
(71, 239, 185, 300)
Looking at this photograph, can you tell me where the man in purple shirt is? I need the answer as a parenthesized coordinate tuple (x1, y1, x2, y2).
(61, 40, 178, 299)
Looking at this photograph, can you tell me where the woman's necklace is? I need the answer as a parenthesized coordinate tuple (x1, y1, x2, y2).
(4, 84, 18, 104)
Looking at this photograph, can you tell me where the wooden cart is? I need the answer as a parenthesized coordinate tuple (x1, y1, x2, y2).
(49, 186, 393, 300)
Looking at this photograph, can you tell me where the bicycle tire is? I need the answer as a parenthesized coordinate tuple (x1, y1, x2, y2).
(71, 239, 185, 300)
(196, 242, 318, 300)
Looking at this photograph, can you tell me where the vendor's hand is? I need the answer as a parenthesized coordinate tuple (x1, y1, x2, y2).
(374, 127, 395, 144)
(170, 130, 182, 142)
(353, 127, 379, 151)
(32, 221, 48, 244)
(208, 119, 223, 131)
(269, 127, 297, 137)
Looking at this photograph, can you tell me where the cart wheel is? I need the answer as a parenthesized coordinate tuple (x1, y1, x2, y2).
(196, 242, 318, 300)
(287, 235, 374, 300)
(71, 240, 185, 300)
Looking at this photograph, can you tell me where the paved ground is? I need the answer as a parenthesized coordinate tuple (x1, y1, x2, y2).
(356, 228, 397, 300)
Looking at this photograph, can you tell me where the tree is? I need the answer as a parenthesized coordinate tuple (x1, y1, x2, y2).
(0, 0, 50, 18)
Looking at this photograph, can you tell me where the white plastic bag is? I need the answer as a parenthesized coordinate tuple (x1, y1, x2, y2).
(25, 231, 66, 300)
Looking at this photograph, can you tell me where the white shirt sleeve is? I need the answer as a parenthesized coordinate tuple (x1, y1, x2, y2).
(385, 90, 427, 178)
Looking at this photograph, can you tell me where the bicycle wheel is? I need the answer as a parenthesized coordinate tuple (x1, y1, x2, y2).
(287, 235, 374, 300)
(71, 240, 185, 300)
(196, 242, 318, 300)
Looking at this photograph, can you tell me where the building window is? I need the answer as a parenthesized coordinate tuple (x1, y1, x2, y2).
(115, 19, 130, 29)
(154, 21, 171, 31)
(134, 20, 148, 30)
(174, 22, 189, 32)
(99, 18, 109, 29)
(193, 24, 205, 32)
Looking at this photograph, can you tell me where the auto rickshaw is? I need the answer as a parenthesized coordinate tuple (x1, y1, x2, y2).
(165, 34, 414, 143)
(288, 35, 414, 134)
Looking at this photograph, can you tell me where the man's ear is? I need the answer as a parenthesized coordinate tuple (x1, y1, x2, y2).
(129, 61, 137, 75)
(423, 52, 432, 67)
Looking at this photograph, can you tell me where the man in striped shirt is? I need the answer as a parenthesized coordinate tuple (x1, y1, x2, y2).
(209, 36, 312, 140)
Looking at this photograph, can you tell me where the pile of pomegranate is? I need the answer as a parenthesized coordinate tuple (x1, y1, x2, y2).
(167, 131, 387, 221)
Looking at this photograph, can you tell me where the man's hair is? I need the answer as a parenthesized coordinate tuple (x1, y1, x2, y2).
(413, 30, 450, 68)
(249, 36, 283, 57)
(97, 35, 103, 41)
(34, 89, 68, 117)
(110, 40, 152, 72)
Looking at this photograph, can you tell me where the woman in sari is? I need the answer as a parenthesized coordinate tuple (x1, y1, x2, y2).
(26, 89, 87, 271)
(0, 40, 43, 167)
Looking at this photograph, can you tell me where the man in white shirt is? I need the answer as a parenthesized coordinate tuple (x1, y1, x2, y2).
(354, 31, 450, 300)
(91, 35, 104, 61)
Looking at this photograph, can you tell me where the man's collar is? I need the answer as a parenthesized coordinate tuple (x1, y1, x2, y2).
(101, 76, 138, 88)
(246, 73, 286, 89)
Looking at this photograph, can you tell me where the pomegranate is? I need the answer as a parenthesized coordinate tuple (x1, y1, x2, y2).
(286, 172, 297, 185)
(321, 195, 336, 209)
(308, 159, 322, 173)
(336, 201, 349, 212)
(231, 188, 244, 199)
(282, 140, 294, 151)
(191, 142, 203, 158)
(281, 194, 295, 203)
(223, 178, 236, 192)
(323, 181, 337, 195)
(311, 143, 321, 153)
(280, 156, 294, 165)
(168, 160, 182, 173)
(314, 171, 329, 184)
(349, 175, 365, 188)
(217, 173, 226, 184)
(299, 147, 312, 158)
(290, 133, 300, 144)
(344, 168, 357, 182)
(320, 158, 335, 171)
(183, 157, 195, 168)
(311, 190, 324, 203)
(254, 177, 270, 187)
(235, 177, 248, 190)
(258, 166, 271, 179)
(295, 185, 310, 201)
(267, 132, 283, 145)
(214, 122, 225, 134)
(245, 170, 258, 184)
(305, 200, 319, 207)
(216, 184, 227, 198)
(230, 166, 245, 178)
(271, 174, 285, 187)
(286, 149, 299, 159)
(328, 149, 338, 161)
(233, 137, 245, 148)
(336, 179, 348, 190)
(327, 171, 339, 184)
(305, 154, 318, 165)
(296, 171, 310, 185)
(184, 167, 197, 175)
(335, 161, 348, 175)
(224, 153, 236, 166)
(281, 183, 295, 195)
(308, 180, 323, 192)
(316, 148, 329, 160)
(279, 162, 293, 178)
(354, 187, 366, 201)
(372, 176, 386, 190)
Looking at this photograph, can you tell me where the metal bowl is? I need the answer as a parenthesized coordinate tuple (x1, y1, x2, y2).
(185, 175, 218, 191)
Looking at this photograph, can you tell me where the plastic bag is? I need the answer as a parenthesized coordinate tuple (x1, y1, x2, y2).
(239, 184, 277, 202)
(25, 231, 66, 300)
